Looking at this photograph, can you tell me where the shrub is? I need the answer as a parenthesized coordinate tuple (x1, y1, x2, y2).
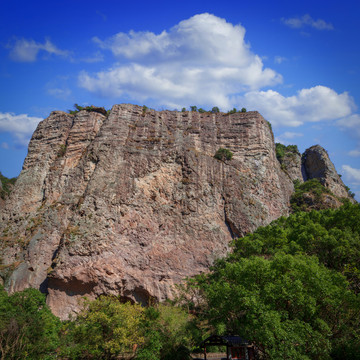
(211, 107, 220, 113)
(214, 148, 233, 161)
(227, 108, 237, 114)
(198, 108, 206, 113)
(68, 104, 108, 116)
(190, 106, 197, 112)
(240, 107, 247, 112)
(275, 143, 299, 163)
(267, 120, 273, 132)
(57, 144, 67, 158)
(290, 178, 334, 212)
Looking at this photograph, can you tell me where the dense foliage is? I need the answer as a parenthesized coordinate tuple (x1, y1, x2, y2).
(189, 203, 360, 359)
(1, 202, 360, 359)
(192, 254, 358, 359)
(60, 297, 145, 359)
(0, 286, 61, 359)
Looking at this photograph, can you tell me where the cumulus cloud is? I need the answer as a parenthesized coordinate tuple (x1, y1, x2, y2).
(239, 86, 354, 127)
(282, 14, 334, 30)
(80, 13, 282, 109)
(0, 112, 42, 146)
(9, 38, 69, 62)
(342, 165, 360, 186)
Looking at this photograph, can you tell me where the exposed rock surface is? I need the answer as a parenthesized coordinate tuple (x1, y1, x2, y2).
(0, 104, 295, 319)
(302, 145, 354, 200)
(276, 146, 304, 183)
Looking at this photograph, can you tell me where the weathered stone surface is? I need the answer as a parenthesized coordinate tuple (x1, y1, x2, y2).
(1, 104, 295, 319)
(302, 145, 354, 200)
(279, 149, 304, 183)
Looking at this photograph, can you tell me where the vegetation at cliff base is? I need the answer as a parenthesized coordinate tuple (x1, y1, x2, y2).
(187, 202, 360, 359)
(1, 203, 360, 359)
(0, 287, 61, 359)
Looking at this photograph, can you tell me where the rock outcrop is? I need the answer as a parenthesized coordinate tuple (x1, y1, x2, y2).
(0, 104, 294, 319)
(302, 145, 353, 200)
(275, 145, 303, 183)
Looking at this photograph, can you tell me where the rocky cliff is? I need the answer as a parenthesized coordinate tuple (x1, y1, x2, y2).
(0, 104, 351, 319)
(0, 105, 294, 318)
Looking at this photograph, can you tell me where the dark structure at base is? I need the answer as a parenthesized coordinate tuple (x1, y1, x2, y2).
(200, 335, 256, 360)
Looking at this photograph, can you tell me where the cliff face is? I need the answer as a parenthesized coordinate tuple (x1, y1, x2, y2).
(1, 104, 294, 319)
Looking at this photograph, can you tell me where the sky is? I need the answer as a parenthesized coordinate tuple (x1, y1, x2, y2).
(1, 0, 360, 201)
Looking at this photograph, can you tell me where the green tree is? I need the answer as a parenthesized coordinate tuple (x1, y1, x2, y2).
(61, 297, 144, 359)
(192, 254, 359, 360)
(190, 106, 198, 112)
(227, 108, 237, 114)
(136, 304, 198, 360)
(211, 107, 220, 113)
(0, 286, 60, 359)
(240, 107, 247, 112)
(198, 108, 206, 113)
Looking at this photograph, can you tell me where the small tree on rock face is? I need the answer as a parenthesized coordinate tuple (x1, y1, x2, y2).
(214, 148, 233, 161)
(241, 108, 247, 112)
(190, 106, 197, 112)
(211, 107, 220, 113)
(198, 108, 206, 113)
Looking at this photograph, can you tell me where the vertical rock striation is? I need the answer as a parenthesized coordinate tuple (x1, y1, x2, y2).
(1, 104, 293, 319)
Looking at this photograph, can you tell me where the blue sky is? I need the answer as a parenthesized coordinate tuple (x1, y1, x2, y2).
(1, 0, 360, 200)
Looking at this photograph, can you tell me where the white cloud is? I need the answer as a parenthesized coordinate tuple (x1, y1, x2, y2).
(1, 142, 9, 149)
(348, 149, 360, 157)
(9, 38, 69, 62)
(0, 112, 42, 146)
(282, 14, 334, 30)
(239, 86, 354, 127)
(80, 13, 282, 109)
(342, 165, 360, 186)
